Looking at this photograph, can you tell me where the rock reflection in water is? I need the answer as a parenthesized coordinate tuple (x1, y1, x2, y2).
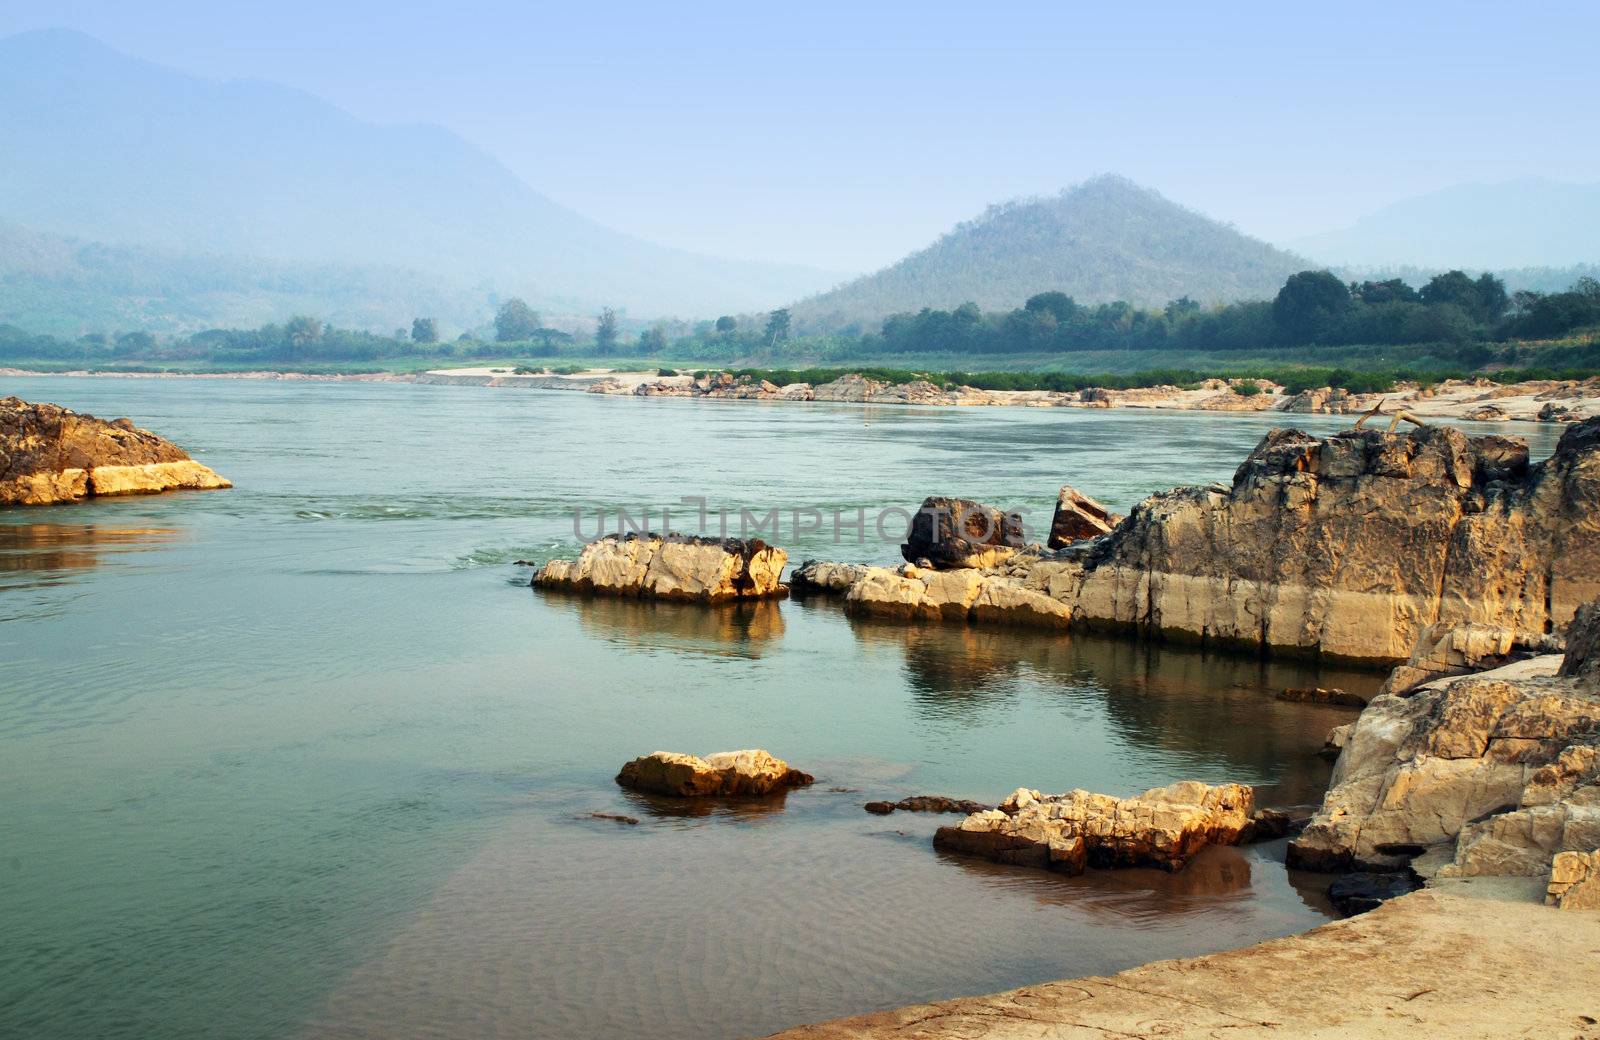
(616, 786, 798, 824)
(842, 607, 1382, 806)
(938, 842, 1257, 923)
(0, 522, 182, 588)
(567, 595, 785, 657)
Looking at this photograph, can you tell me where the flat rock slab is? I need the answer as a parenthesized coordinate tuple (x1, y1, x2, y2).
(764, 890, 1600, 1039)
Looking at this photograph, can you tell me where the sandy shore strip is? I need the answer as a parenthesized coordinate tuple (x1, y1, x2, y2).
(766, 883, 1600, 1039)
(8, 365, 1599, 423)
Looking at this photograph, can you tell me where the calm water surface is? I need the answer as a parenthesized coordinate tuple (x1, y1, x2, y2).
(0, 377, 1566, 1040)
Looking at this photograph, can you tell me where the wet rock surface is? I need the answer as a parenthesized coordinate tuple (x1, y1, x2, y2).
(1277, 687, 1369, 708)
(535, 533, 787, 603)
(615, 749, 814, 797)
(1, 396, 231, 506)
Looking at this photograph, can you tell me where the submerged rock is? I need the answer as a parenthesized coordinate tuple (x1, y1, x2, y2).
(863, 795, 988, 816)
(615, 749, 814, 797)
(933, 780, 1254, 874)
(900, 496, 1025, 570)
(1328, 872, 1421, 917)
(1, 396, 231, 506)
(1046, 485, 1120, 548)
(1277, 687, 1369, 708)
(535, 533, 787, 603)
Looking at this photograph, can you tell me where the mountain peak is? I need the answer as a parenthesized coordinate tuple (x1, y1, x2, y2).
(791, 176, 1305, 330)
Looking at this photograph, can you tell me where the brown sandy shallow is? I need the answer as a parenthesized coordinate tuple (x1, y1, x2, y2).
(766, 884, 1600, 1040)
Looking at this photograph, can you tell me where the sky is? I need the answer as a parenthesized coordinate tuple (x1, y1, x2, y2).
(4, 0, 1597, 273)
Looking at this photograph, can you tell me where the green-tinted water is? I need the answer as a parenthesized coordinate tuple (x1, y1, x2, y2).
(0, 377, 1566, 1039)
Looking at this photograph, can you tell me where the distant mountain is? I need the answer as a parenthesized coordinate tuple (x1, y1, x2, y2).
(789, 176, 1309, 331)
(0, 29, 841, 325)
(1292, 179, 1600, 269)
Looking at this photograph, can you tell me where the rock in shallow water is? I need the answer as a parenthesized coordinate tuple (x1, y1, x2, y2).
(615, 749, 814, 797)
(1328, 872, 1422, 917)
(535, 533, 786, 603)
(900, 496, 1025, 570)
(933, 781, 1254, 874)
(1, 396, 231, 506)
(863, 796, 988, 816)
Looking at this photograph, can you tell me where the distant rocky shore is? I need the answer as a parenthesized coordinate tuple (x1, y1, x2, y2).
(579, 369, 1600, 424)
(1, 396, 231, 506)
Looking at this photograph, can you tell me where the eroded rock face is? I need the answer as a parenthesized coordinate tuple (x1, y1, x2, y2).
(1, 396, 231, 506)
(934, 781, 1254, 874)
(1047, 485, 1120, 548)
(1063, 421, 1599, 663)
(800, 420, 1600, 659)
(900, 497, 1025, 569)
(615, 749, 814, 797)
(1288, 648, 1600, 876)
(535, 534, 786, 603)
(1558, 599, 1600, 688)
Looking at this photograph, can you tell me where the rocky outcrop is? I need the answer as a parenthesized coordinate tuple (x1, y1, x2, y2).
(933, 781, 1254, 874)
(535, 534, 786, 603)
(615, 749, 813, 797)
(1288, 618, 1600, 876)
(1046, 485, 1119, 548)
(1, 396, 231, 506)
(1558, 599, 1600, 686)
(1277, 687, 1368, 707)
(808, 420, 1600, 660)
(900, 496, 1025, 569)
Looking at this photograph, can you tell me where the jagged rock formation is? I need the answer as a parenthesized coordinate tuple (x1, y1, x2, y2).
(1047, 485, 1119, 548)
(615, 749, 813, 797)
(815, 420, 1600, 663)
(1288, 602, 1600, 876)
(1379, 621, 1523, 696)
(900, 496, 1025, 569)
(933, 781, 1255, 874)
(1, 396, 231, 506)
(534, 534, 786, 603)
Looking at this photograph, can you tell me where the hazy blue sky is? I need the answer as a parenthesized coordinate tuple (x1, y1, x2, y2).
(3, 1, 1596, 271)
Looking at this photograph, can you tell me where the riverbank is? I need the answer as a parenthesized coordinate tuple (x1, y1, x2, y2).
(6, 365, 1598, 422)
(767, 883, 1600, 1039)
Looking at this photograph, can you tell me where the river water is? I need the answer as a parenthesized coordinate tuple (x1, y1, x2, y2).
(0, 376, 1566, 1040)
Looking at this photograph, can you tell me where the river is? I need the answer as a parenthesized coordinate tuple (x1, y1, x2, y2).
(0, 375, 1567, 1040)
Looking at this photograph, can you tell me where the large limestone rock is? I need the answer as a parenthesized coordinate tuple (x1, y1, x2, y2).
(1558, 599, 1600, 687)
(1046, 485, 1120, 548)
(934, 781, 1254, 874)
(615, 749, 813, 797)
(535, 534, 786, 603)
(1057, 421, 1600, 663)
(900, 496, 1025, 569)
(1, 396, 231, 506)
(1288, 638, 1600, 875)
(1378, 621, 1519, 696)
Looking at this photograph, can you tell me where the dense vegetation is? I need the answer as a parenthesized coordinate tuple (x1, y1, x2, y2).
(5, 273, 1598, 389)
